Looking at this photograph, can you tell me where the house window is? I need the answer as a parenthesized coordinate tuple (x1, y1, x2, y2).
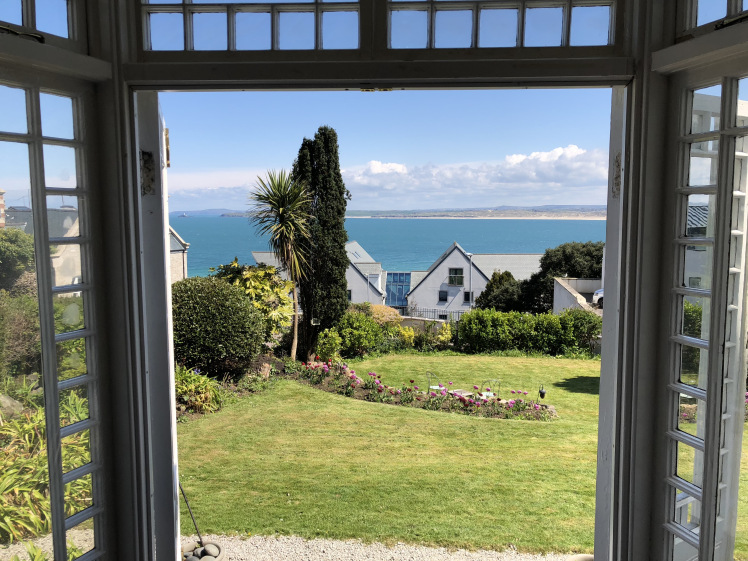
(438, 314, 447, 320)
(688, 277, 701, 288)
(347, 289, 352, 302)
(438, 289, 447, 302)
(448, 268, 463, 286)
(463, 291, 473, 303)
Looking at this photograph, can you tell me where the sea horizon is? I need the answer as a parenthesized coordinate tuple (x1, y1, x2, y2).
(170, 216, 607, 278)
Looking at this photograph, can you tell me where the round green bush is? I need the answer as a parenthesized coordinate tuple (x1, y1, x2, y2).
(172, 277, 264, 378)
(337, 311, 383, 358)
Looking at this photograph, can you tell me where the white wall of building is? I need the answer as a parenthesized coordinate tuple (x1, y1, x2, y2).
(407, 248, 487, 312)
(346, 267, 384, 304)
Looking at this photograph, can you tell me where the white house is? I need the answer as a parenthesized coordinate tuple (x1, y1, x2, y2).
(405, 242, 542, 316)
(253, 240, 385, 305)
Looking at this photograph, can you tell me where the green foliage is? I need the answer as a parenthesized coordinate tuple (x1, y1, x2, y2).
(211, 258, 294, 339)
(348, 302, 372, 316)
(175, 364, 222, 414)
(316, 328, 342, 362)
(371, 305, 401, 326)
(0, 292, 41, 379)
(0, 229, 35, 292)
(475, 270, 521, 311)
(0, 390, 91, 544)
(520, 241, 605, 313)
(293, 126, 351, 356)
(457, 309, 597, 356)
(172, 277, 265, 378)
(9, 539, 84, 561)
(336, 312, 383, 358)
(559, 308, 603, 352)
(682, 301, 704, 374)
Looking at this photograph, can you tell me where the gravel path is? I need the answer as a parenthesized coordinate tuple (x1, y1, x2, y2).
(183, 534, 587, 561)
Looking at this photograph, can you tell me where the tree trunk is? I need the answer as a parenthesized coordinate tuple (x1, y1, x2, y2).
(291, 282, 299, 361)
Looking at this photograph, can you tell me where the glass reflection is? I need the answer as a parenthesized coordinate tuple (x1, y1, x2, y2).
(691, 84, 721, 134)
(50, 243, 82, 288)
(681, 295, 709, 340)
(683, 243, 712, 290)
(679, 345, 708, 391)
(688, 140, 719, 186)
(676, 441, 704, 487)
(63, 473, 93, 518)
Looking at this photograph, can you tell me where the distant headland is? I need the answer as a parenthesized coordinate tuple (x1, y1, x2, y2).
(171, 205, 607, 220)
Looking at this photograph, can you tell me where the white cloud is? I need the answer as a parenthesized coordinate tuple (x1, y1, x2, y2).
(163, 145, 609, 210)
(342, 145, 608, 209)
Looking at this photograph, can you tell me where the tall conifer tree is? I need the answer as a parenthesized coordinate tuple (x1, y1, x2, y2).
(292, 126, 351, 357)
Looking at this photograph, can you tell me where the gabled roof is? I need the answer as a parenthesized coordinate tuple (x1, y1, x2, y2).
(355, 262, 383, 276)
(346, 240, 375, 264)
(350, 262, 384, 295)
(169, 226, 190, 251)
(407, 242, 491, 296)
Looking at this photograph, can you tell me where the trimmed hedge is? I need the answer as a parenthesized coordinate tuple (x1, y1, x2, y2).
(457, 308, 601, 355)
(337, 311, 383, 358)
(172, 277, 264, 378)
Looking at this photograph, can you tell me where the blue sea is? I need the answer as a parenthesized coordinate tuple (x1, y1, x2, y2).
(169, 216, 607, 277)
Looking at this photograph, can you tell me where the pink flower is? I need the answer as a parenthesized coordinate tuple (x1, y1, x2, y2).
(511, 390, 516, 394)
(414, 386, 419, 390)
(438, 383, 444, 388)
(534, 404, 540, 410)
(523, 391, 528, 395)
(440, 390, 447, 396)
(485, 387, 491, 392)
(448, 381, 453, 385)
(473, 385, 479, 390)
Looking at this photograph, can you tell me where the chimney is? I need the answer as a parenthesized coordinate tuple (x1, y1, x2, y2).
(0, 189, 5, 228)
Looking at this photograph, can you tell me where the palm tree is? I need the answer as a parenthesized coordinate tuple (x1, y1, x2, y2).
(249, 170, 311, 361)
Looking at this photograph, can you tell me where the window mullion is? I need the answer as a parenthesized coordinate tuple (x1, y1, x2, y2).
(28, 85, 68, 561)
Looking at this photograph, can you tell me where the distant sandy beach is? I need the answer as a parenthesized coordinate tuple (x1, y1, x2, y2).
(345, 215, 606, 221)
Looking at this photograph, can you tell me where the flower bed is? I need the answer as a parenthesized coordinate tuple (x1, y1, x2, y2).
(289, 360, 556, 421)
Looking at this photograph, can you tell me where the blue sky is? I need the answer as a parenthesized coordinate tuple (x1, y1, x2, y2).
(160, 88, 612, 211)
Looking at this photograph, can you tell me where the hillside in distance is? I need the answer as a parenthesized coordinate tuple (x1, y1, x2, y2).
(171, 205, 607, 220)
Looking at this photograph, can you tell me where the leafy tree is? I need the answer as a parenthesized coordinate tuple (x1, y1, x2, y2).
(248, 170, 311, 361)
(520, 241, 605, 313)
(475, 270, 521, 311)
(292, 126, 351, 358)
(0, 229, 35, 291)
(211, 258, 294, 341)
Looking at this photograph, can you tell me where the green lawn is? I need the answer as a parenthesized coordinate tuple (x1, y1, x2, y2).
(176, 353, 748, 557)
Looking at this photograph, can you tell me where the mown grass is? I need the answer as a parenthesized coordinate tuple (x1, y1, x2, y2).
(176, 353, 748, 557)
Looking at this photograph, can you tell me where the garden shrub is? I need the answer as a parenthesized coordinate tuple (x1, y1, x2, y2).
(371, 305, 402, 327)
(0, 292, 41, 379)
(316, 328, 342, 362)
(559, 308, 603, 352)
(336, 311, 383, 357)
(172, 277, 264, 378)
(174, 364, 222, 414)
(458, 308, 595, 355)
(348, 302, 372, 316)
(398, 326, 415, 348)
(435, 322, 452, 350)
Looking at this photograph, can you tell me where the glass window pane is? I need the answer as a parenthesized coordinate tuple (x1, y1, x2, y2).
(58, 339, 88, 381)
(278, 12, 314, 50)
(679, 345, 708, 390)
(35, 0, 69, 38)
(570, 6, 609, 46)
(66, 519, 96, 561)
(524, 7, 562, 47)
(736, 78, 748, 127)
(681, 296, 709, 340)
(50, 243, 83, 288)
(479, 9, 517, 47)
(671, 534, 699, 561)
(40, 93, 74, 140)
(691, 84, 721, 134)
(434, 10, 472, 48)
(0, 1, 22, 25)
(688, 139, 719, 186)
(0, 142, 32, 227)
(64, 473, 93, 519)
(0, 85, 27, 133)
(682, 244, 712, 290)
(193, 12, 227, 50)
(59, 384, 89, 427)
(322, 11, 358, 49)
(676, 441, 704, 487)
(54, 293, 85, 335)
(671, 487, 702, 533)
(43, 144, 77, 189)
(677, 392, 706, 435)
(47, 195, 80, 238)
(735, 139, 748, 196)
(391, 10, 428, 49)
(236, 12, 271, 50)
(149, 12, 185, 51)
(61, 428, 91, 474)
(685, 194, 714, 238)
(697, 0, 726, 27)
